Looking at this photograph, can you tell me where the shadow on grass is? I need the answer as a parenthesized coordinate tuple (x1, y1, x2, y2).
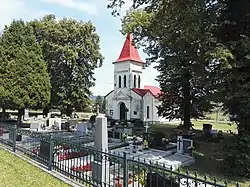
(151, 123, 250, 186)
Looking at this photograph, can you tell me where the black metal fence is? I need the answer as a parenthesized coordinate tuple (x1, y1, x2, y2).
(0, 123, 240, 187)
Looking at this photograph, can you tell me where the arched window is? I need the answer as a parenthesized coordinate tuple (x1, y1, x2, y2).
(118, 76, 121, 88)
(134, 75, 137, 88)
(146, 106, 150, 118)
(138, 75, 141, 88)
(124, 75, 127, 87)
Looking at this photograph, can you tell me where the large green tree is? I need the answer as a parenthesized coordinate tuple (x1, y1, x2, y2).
(29, 15, 104, 116)
(214, 0, 250, 134)
(0, 20, 50, 124)
(108, 0, 232, 128)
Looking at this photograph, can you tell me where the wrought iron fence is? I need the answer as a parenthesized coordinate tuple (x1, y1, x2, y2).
(0, 122, 240, 187)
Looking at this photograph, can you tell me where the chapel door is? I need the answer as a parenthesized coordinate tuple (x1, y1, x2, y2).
(120, 102, 126, 121)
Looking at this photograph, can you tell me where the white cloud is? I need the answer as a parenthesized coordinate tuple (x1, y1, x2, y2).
(0, 0, 47, 30)
(41, 0, 97, 15)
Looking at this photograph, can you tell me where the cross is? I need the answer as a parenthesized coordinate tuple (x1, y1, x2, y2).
(177, 137, 182, 151)
(145, 124, 149, 132)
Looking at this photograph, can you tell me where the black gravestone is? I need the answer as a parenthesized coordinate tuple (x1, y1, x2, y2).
(114, 132, 121, 139)
(39, 140, 51, 160)
(146, 172, 179, 187)
(108, 131, 113, 138)
(183, 139, 192, 154)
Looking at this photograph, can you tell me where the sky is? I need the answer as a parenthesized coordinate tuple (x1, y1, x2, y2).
(0, 0, 159, 96)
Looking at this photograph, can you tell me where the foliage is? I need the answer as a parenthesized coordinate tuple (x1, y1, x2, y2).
(213, 0, 250, 133)
(108, 1, 233, 128)
(223, 136, 250, 178)
(29, 15, 104, 116)
(0, 20, 50, 123)
(134, 119, 143, 127)
(94, 95, 105, 113)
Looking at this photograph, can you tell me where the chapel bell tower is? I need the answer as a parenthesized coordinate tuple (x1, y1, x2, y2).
(113, 33, 145, 96)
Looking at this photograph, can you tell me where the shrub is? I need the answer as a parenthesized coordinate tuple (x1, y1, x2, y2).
(223, 136, 250, 178)
(134, 119, 144, 127)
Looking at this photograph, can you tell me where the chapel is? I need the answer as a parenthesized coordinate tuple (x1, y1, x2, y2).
(104, 33, 163, 122)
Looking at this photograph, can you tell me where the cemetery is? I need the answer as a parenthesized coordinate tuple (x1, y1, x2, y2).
(0, 1, 249, 186)
(1, 110, 240, 187)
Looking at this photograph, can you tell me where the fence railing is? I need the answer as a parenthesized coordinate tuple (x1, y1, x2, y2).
(0, 123, 240, 187)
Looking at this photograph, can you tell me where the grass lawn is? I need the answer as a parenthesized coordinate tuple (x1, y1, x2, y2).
(0, 149, 69, 187)
(151, 121, 250, 187)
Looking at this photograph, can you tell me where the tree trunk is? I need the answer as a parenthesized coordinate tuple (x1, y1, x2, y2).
(239, 118, 250, 136)
(183, 68, 192, 129)
(2, 107, 6, 119)
(17, 108, 24, 127)
(43, 107, 49, 118)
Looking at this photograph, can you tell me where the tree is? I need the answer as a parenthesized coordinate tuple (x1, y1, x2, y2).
(94, 95, 105, 113)
(214, 0, 250, 134)
(0, 20, 50, 124)
(29, 15, 104, 116)
(108, 1, 232, 128)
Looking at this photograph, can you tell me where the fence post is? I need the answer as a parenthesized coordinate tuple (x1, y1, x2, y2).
(123, 152, 128, 187)
(48, 134, 54, 171)
(12, 125, 17, 152)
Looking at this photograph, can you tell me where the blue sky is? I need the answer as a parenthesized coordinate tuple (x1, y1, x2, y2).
(0, 0, 159, 96)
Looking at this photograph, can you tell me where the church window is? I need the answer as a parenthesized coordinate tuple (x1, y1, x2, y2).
(134, 75, 137, 88)
(146, 106, 150, 118)
(134, 111, 137, 115)
(118, 76, 121, 88)
(138, 76, 141, 88)
(124, 75, 127, 87)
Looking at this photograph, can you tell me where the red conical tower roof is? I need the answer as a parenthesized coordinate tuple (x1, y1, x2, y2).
(115, 33, 144, 64)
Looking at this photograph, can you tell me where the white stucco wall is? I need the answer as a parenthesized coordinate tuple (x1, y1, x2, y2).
(143, 92, 160, 122)
(105, 91, 114, 117)
(130, 91, 143, 119)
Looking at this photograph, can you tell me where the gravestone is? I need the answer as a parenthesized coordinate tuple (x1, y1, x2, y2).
(91, 114, 109, 184)
(39, 140, 51, 160)
(146, 172, 179, 187)
(176, 136, 193, 155)
(77, 122, 88, 135)
(24, 109, 29, 120)
(48, 118, 61, 130)
(30, 121, 42, 131)
(183, 138, 193, 155)
(124, 128, 133, 136)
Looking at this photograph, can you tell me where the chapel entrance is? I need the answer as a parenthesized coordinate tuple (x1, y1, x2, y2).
(119, 102, 126, 121)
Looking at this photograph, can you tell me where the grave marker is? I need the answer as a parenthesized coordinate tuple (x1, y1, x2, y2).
(91, 114, 110, 185)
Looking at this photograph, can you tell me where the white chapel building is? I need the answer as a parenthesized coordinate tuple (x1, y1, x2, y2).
(105, 34, 165, 123)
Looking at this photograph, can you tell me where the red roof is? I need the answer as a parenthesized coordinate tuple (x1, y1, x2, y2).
(115, 33, 144, 64)
(132, 85, 161, 97)
(144, 85, 161, 97)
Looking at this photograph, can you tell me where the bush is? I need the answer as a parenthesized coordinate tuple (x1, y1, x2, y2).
(223, 136, 250, 178)
(134, 119, 144, 127)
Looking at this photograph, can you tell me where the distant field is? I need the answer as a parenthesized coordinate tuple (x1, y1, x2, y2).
(205, 111, 229, 121)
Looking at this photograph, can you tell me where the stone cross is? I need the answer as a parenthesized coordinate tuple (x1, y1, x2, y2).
(176, 136, 184, 154)
(145, 124, 149, 132)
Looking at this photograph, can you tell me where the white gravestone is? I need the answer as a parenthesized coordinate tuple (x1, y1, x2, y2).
(176, 136, 193, 155)
(30, 121, 41, 131)
(48, 118, 61, 130)
(91, 114, 110, 185)
(24, 109, 29, 120)
(77, 122, 88, 135)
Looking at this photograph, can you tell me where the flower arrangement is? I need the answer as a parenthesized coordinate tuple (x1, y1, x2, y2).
(58, 151, 88, 161)
(71, 164, 92, 172)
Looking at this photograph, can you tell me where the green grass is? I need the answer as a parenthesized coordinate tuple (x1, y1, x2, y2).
(0, 149, 69, 187)
(151, 121, 250, 187)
